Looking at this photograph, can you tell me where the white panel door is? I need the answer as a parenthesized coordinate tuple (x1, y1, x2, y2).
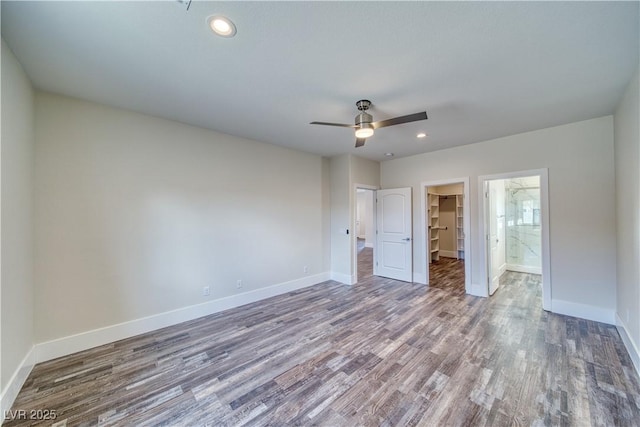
(376, 188, 412, 282)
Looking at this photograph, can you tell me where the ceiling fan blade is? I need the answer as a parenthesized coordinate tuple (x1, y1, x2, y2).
(372, 111, 428, 129)
(355, 138, 366, 148)
(310, 121, 356, 128)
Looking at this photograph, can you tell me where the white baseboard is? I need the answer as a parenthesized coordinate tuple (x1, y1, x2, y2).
(439, 250, 457, 258)
(498, 263, 507, 276)
(35, 272, 331, 364)
(413, 272, 427, 285)
(1, 346, 36, 417)
(330, 271, 354, 285)
(551, 299, 615, 325)
(616, 314, 640, 377)
(506, 263, 542, 275)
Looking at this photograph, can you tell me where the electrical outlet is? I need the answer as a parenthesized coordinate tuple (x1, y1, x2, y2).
(236, 279, 243, 289)
(203, 286, 210, 296)
(303, 266, 308, 274)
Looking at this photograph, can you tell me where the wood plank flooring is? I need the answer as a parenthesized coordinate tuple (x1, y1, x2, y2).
(6, 253, 640, 426)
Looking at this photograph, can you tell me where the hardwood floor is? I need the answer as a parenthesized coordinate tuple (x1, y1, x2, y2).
(357, 238, 373, 281)
(429, 257, 466, 296)
(6, 253, 640, 426)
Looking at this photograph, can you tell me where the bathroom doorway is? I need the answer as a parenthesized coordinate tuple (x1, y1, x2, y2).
(480, 169, 551, 310)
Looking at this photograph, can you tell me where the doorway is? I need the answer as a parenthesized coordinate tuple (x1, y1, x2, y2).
(420, 178, 471, 294)
(352, 186, 413, 285)
(480, 169, 551, 310)
(355, 187, 375, 283)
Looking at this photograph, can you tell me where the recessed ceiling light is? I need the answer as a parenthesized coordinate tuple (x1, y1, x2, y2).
(208, 15, 237, 37)
(417, 132, 427, 138)
(384, 152, 394, 157)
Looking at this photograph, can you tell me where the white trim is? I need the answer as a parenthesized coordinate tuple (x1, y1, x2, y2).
(439, 250, 458, 259)
(470, 282, 486, 297)
(551, 299, 615, 325)
(1, 346, 36, 416)
(539, 170, 552, 311)
(330, 271, 354, 285)
(616, 314, 640, 377)
(413, 272, 426, 285)
(506, 263, 542, 275)
(35, 272, 331, 363)
(420, 177, 471, 293)
(499, 263, 507, 277)
(478, 168, 551, 311)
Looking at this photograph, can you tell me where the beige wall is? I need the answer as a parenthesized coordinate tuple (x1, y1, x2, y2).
(614, 66, 640, 363)
(34, 92, 328, 342)
(351, 155, 380, 188)
(1, 40, 35, 396)
(329, 154, 351, 281)
(382, 116, 617, 320)
(321, 158, 331, 272)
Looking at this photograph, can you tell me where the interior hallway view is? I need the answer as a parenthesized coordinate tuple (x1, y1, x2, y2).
(357, 238, 374, 281)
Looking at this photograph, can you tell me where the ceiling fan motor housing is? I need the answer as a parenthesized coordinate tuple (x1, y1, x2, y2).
(355, 112, 373, 127)
(355, 100, 373, 129)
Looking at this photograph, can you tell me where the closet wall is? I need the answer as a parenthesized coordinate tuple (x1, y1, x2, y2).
(438, 196, 457, 257)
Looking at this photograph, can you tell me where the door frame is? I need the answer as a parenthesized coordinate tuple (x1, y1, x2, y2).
(419, 177, 472, 294)
(478, 168, 551, 311)
(352, 184, 378, 284)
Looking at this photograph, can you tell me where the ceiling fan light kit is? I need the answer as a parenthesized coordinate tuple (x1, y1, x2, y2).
(311, 99, 427, 148)
(355, 123, 374, 139)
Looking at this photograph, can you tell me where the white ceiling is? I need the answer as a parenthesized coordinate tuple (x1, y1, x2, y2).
(2, 1, 638, 161)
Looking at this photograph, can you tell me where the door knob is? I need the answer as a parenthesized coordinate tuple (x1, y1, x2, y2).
(403, 237, 411, 241)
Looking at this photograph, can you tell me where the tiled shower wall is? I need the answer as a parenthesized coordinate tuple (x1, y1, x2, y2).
(505, 177, 541, 272)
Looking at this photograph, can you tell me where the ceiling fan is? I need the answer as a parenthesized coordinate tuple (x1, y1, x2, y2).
(310, 100, 428, 147)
